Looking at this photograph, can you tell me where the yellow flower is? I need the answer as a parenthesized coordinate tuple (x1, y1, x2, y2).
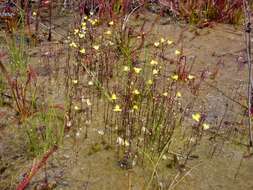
(111, 93, 117, 100)
(88, 81, 93, 86)
(81, 25, 87, 30)
(163, 92, 168, 97)
(132, 89, 140, 95)
(147, 79, 153, 85)
(133, 67, 142, 74)
(89, 19, 96, 25)
(105, 30, 112, 35)
(116, 137, 129, 146)
(93, 45, 100, 50)
(79, 33, 85, 39)
(108, 41, 114, 46)
(84, 16, 88, 20)
(123, 66, 130, 72)
(192, 113, 201, 122)
(171, 74, 179, 80)
(109, 21, 114, 26)
(188, 74, 195, 80)
(203, 123, 210, 130)
(79, 48, 86, 54)
(153, 69, 159, 75)
(176, 92, 182, 98)
(160, 38, 165, 43)
(154, 42, 160, 47)
(74, 29, 79, 35)
(124, 140, 130, 146)
(175, 50, 181, 55)
(113, 105, 122, 112)
(76, 132, 80, 137)
(81, 22, 86, 27)
(116, 137, 124, 145)
(94, 18, 98, 23)
(69, 42, 77, 48)
(150, 60, 158, 65)
(72, 79, 78, 84)
(133, 105, 138, 110)
(74, 106, 80, 111)
(32, 12, 37, 16)
(167, 40, 173, 45)
(86, 99, 92, 106)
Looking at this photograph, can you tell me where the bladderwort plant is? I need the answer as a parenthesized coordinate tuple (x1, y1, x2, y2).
(64, 6, 214, 177)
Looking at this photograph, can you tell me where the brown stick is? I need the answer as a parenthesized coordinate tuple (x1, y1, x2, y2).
(243, 0, 253, 148)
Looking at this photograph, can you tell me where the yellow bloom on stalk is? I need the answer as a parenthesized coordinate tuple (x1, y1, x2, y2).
(132, 89, 140, 95)
(175, 50, 181, 55)
(123, 66, 130, 72)
(74, 29, 79, 35)
(188, 74, 195, 80)
(192, 113, 201, 122)
(116, 137, 129, 146)
(176, 92, 182, 98)
(84, 16, 88, 20)
(79, 48, 86, 54)
(81, 22, 86, 27)
(167, 40, 173, 45)
(93, 45, 100, 50)
(147, 79, 153, 85)
(109, 21, 114, 26)
(163, 92, 168, 97)
(113, 105, 122, 112)
(32, 12, 37, 16)
(89, 19, 96, 25)
(203, 123, 210, 130)
(133, 67, 142, 74)
(105, 30, 112, 35)
(160, 38, 165, 43)
(94, 19, 99, 24)
(154, 42, 160, 47)
(150, 60, 158, 65)
(133, 105, 139, 110)
(86, 99, 92, 106)
(72, 79, 78, 84)
(79, 33, 85, 39)
(69, 41, 77, 48)
(111, 93, 117, 100)
(81, 25, 87, 30)
(108, 41, 114, 46)
(88, 81, 93, 86)
(153, 69, 159, 75)
(171, 74, 179, 80)
(116, 137, 124, 145)
(74, 105, 80, 111)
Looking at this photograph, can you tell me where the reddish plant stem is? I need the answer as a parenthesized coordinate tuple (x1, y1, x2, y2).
(16, 145, 58, 190)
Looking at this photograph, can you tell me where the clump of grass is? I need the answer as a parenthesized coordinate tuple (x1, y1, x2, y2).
(24, 106, 64, 156)
(160, 0, 244, 26)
